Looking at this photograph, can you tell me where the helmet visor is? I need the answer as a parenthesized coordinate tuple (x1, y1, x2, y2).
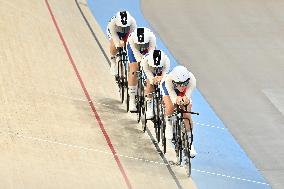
(134, 43, 150, 51)
(173, 78, 190, 87)
(153, 67, 163, 75)
(117, 26, 130, 34)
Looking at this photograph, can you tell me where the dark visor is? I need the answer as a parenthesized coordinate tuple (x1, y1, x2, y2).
(173, 78, 190, 87)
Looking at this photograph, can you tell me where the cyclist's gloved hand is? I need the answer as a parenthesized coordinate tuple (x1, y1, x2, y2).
(118, 40, 125, 47)
(149, 78, 155, 85)
(182, 96, 190, 105)
(154, 76, 163, 85)
(115, 41, 120, 48)
(176, 96, 184, 105)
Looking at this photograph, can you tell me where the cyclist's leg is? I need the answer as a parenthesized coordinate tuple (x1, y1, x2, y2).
(145, 79, 154, 95)
(109, 38, 118, 75)
(183, 105, 193, 132)
(127, 43, 139, 111)
(161, 81, 174, 140)
(109, 38, 118, 55)
(145, 77, 154, 119)
(183, 103, 197, 156)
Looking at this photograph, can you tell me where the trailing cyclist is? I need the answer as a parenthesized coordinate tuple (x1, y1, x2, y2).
(141, 49, 170, 119)
(107, 11, 137, 76)
(161, 65, 197, 157)
(127, 27, 156, 112)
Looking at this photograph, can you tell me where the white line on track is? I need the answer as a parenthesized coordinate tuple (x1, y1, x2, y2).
(192, 169, 269, 185)
(8, 83, 227, 130)
(0, 130, 269, 186)
(41, 92, 112, 107)
(47, 93, 227, 130)
(193, 122, 226, 130)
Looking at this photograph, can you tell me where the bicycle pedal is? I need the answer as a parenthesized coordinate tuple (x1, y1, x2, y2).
(190, 155, 196, 159)
(146, 118, 154, 121)
(168, 161, 177, 166)
(168, 160, 181, 167)
(183, 157, 189, 164)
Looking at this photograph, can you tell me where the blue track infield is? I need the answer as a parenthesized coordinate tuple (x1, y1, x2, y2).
(87, 0, 271, 188)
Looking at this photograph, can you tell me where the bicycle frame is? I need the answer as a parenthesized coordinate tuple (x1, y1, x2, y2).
(142, 83, 165, 143)
(136, 64, 145, 122)
(152, 85, 163, 143)
(174, 105, 193, 154)
(172, 104, 199, 177)
(116, 46, 129, 109)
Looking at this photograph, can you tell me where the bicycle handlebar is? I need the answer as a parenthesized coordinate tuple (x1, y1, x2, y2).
(117, 47, 127, 58)
(174, 104, 199, 115)
(188, 111, 199, 115)
(145, 92, 155, 97)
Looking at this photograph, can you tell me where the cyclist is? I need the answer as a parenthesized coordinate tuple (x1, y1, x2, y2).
(161, 65, 197, 156)
(107, 11, 137, 76)
(141, 49, 170, 119)
(127, 27, 157, 112)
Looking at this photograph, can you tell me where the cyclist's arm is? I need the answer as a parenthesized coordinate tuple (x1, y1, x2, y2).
(165, 75, 178, 103)
(141, 56, 155, 83)
(129, 37, 143, 62)
(129, 17, 137, 33)
(148, 31, 157, 51)
(108, 19, 120, 47)
(185, 72, 197, 99)
(160, 55, 170, 77)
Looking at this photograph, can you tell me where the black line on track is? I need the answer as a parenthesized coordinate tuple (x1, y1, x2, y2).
(75, 1, 184, 188)
(75, 0, 111, 66)
(146, 128, 184, 189)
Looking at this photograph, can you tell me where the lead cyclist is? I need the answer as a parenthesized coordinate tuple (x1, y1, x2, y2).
(161, 65, 197, 157)
(107, 11, 137, 76)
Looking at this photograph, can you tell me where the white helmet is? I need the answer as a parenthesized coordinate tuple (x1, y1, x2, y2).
(147, 50, 167, 68)
(115, 11, 131, 33)
(132, 27, 151, 51)
(171, 66, 191, 84)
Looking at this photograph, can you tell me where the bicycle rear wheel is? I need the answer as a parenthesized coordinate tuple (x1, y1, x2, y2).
(156, 123, 161, 143)
(183, 126, 192, 177)
(115, 56, 120, 84)
(136, 100, 141, 123)
(121, 58, 127, 103)
(154, 99, 161, 143)
(184, 142, 192, 177)
(124, 64, 129, 112)
(126, 94, 129, 112)
(119, 78, 125, 103)
(159, 102, 166, 153)
(176, 142, 183, 166)
(136, 76, 144, 123)
(185, 151, 192, 177)
(174, 119, 183, 165)
(153, 121, 160, 142)
(142, 107, 147, 132)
